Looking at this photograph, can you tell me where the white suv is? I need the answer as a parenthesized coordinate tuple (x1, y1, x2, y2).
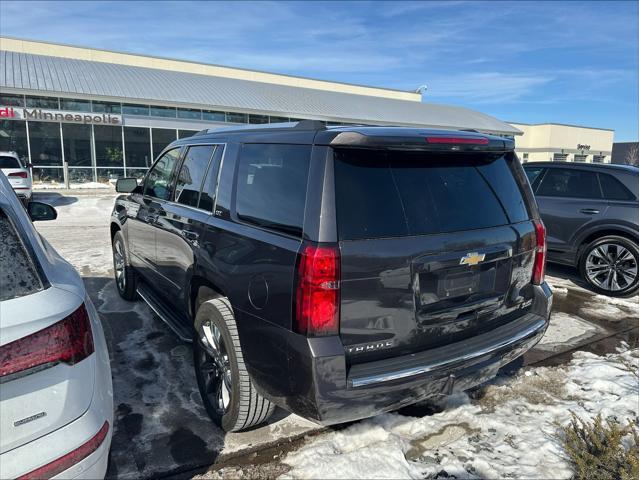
(0, 173, 113, 479)
(0, 151, 32, 202)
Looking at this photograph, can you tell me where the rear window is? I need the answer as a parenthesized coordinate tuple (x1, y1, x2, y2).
(0, 209, 43, 301)
(334, 150, 530, 241)
(0, 156, 21, 169)
(599, 173, 634, 201)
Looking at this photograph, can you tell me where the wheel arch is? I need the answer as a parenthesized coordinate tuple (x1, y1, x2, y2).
(190, 275, 227, 322)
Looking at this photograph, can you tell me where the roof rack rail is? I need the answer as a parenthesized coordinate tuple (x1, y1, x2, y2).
(194, 120, 327, 136)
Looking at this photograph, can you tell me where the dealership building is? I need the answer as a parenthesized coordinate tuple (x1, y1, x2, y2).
(509, 122, 614, 164)
(0, 37, 613, 186)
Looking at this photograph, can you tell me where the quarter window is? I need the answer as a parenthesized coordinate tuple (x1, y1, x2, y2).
(536, 169, 601, 199)
(144, 148, 181, 200)
(524, 167, 544, 188)
(599, 173, 634, 201)
(174, 145, 216, 208)
(235, 144, 311, 237)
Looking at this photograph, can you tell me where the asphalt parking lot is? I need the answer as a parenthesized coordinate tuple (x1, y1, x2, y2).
(33, 189, 639, 479)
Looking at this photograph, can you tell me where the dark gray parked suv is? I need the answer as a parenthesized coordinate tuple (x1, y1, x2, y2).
(111, 122, 552, 432)
(524, 162, 639, 297)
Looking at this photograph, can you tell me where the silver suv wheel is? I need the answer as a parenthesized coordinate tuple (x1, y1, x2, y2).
(585, 243, 638, 292)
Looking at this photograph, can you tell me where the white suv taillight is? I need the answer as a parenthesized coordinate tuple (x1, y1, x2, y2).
(7, 171, 28, 179)
(294, 243, 340, 337)
(532, 220, 547, 285)
(0, 304, 94, 378)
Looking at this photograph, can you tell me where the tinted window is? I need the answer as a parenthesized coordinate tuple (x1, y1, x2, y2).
(235, 144, 310, 237)
(0, 209, 43, 301)
(144, 148, 181, 200)
(199, 146, 224, 212)
(599, 173, 634, 201)
(60, 98, 91, 112)
(177, 109, 201, 120)
(26, 96, 59, 109)
(479, 156, 529, 223)
(29, 122, 62, 166)
(334, 150, 516, 240)
(122, 104, 149, 116)
(92, 101, 121, 114)
(0, 156, 21, 168)
(537, 168, 601, 198)
(524, 167, 544, 187)
(94, 125, 123, 167)
(62, 124, 92, 166)
(175, 145, 216, 207)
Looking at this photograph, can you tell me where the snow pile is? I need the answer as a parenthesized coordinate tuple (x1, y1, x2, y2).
(282, 348, 639, 479)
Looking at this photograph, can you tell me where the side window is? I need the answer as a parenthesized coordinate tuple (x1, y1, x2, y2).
(599, 173, 634, 201)
(198, 146, 224, 212)
(174, 145, 216, 207)
(144, 148, 181, 200)
(235, 144, 311, 237)
(523, 167, 544, 189)
(536, 168, 601, 199)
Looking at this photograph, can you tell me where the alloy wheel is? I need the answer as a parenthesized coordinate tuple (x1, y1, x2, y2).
(585, 243, 638, 292)
(196, 321, 232, 415)
(113, 240, 126, 292)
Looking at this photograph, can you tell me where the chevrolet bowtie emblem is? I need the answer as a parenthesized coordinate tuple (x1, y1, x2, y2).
(460, 252, 485, 266)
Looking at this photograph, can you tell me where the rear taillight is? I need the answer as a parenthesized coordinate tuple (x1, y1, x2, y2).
(426, 136, 489, 145)
(18, 421, 109, 480)
(294, 243, 340, 336)
(532, 220, 547, 285)
(8, 171, 28, 178)
(0, 304, 94, 378)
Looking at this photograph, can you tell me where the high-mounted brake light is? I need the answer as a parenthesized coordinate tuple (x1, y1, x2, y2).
(18, 421, 109, 480)
(532, 220, 547, 285)
(7, 171, 28, 178)
(0, 304, 94, 378)
(426, 136, 489, 145)
(294, 243, 340, 336)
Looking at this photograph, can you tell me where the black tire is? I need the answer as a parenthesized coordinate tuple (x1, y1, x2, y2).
(193, 298, 275, 432)
(112, 230, 137, 300)
(579, 235, 639, 298)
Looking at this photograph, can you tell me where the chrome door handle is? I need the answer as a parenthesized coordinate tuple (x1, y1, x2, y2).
(580, 208, 600, 215)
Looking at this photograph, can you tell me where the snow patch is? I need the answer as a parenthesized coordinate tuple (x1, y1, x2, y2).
(282, 349, 639, 480)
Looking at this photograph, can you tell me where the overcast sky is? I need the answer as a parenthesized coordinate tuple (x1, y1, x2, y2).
(1, 1, 637, 141)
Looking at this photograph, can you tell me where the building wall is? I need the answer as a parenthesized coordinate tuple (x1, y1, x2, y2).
(509, 122, 614, 163)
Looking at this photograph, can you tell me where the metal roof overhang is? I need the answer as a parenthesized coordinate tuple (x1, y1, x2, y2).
(0, 50, 521, 136)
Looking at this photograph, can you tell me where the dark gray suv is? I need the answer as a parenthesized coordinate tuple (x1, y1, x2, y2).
(524, 162, 639, 297)
(111, 122, 552, 432)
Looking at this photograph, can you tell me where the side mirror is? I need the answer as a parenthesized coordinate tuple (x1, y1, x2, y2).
(116, 178, 140, 193)
(28, 201, 57, 222)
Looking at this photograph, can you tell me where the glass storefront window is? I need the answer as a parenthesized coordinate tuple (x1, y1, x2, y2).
(26, 96, 60, 109)
(178, 130, 199, 139)
(151, 128, 177, 159)
(60, 98, 91, 112)
(124, 127, 152, 168)
(32, 167, 64, 184)
(150, 106, 176, 118)
(249, 114, 269, 124)
(122, 104, 150, 116)
(0, 120, 29, 163)
(68, 168, 95, 184)
(177, 108, 201, 120)
(202, 110, 225, 122)
(226, 112, 248, 123)
(126, 168, 147, 180)
(0, 94, 24, 106)
(92, 101, 121, 114)
(94, 125, 123, 167)
(269, 116, 290, 123)
(62, 124, 93, 166)
(29, 122, 62, 166)
(97, 168, 125, 184)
